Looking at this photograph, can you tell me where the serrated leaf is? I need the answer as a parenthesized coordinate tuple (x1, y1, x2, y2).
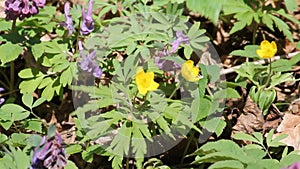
(229, 21, 247, 34)
(269, 15, 293, 42)
(186, 0, 226, 25)
(233, 132, 260, 144)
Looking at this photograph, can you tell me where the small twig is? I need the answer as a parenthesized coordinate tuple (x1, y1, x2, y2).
(220, 51, 300, 75)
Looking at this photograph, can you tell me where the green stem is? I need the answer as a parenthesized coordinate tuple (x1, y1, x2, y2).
(0, 81, 9, 90)
(1, 145, 12, 157)
(9, 19, 17, 94)
(169, 84, 180, 99)
(126, 157, 130, 169)
(264, 58, 272, 89)
(249, 22, 258, 62)
(0, 89, 19, 97)
(206, 86, 213, 97)
(10, 61, 15, 92)
(0, 69, 10, 85)
(252, 22, 258, 45)
(180, 130, 194, 164)
(11, 19, 16, 32)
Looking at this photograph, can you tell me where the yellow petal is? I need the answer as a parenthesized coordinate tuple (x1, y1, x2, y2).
(135, 69, 159, 95)
(181, 60, 200, 82)
(260, 40, 270, 49)
(148, 81, 159, 91)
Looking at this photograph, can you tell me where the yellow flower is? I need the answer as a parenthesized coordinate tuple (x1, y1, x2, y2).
(135, 68, 159, 95)
(256, 40, 277, 59)
(181, 60, 200, 82)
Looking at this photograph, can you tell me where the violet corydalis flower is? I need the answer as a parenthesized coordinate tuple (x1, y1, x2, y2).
(30, 133, 67, 169)
(4, 0, 46, 21)
(78, 41, 102, 78)
(80, 0, 94, 36)
(0, 87, 5, 105)
(154, 56, 180, 72)
(60, 2, 74, 36)
(170, 30, 190, 53)
(282, 162, 300, 169)
(154, 30, 189, 71)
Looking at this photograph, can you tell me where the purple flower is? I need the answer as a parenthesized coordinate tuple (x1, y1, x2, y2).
(80, 0, 94, 35)
(4, 0, 45, 20)
(282, 162, 300, 169)
(78, 41, 102, 78)
(154, 56, 180, 72)
(30, 133, 67, 169)
(170, 30, 190, 53)
(0, 87, 5, 105)
(60, 2, 74, 36)
(154, 30, 189, 71)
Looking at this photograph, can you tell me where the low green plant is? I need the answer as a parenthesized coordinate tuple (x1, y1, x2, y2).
(191, 130, 300, 169)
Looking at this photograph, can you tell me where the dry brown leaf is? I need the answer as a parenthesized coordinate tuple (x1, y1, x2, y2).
(275, 113, 300, 150)
(275, 99, 300, 151)
(232, 96, 265, 135)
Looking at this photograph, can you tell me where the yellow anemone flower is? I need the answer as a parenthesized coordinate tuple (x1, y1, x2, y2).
(135, 69, 159, 95)
(256, 40, 277, 59)
(181, 60, 200, 82)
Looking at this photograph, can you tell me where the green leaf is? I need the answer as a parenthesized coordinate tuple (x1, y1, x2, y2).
(22, 93, 33, 109)
(197, 98, 212, 120)
(42, 83, 55, 101)
(209, 160, 244, 169)
(0, 42, 23, 66)
(0, 133, 8, 144)
(18, 68, 44, 79)
(269, 15, 293, 42)
(186, 0, 226, 25)
(24, 119, 42, 133)
(229, 21, 247, 34)
(66, 144, 82, 155)
(31, 43, 45, 60)
(19, 76, 44, 94)
(230, 45, 260, 58)
(280, 152, 300, 167)
(214, 88, 240, 99)
(258, 89, 276, 115)
(270, 72, 294, 88)
(13, 148, 30, 169)
(266, 129, 275, 147)
(284, 0, 298, 13)
(296, 42, 300, 49)
(262, 14, 274, 31)
(11, 133, 29, 146)
(27, 134, 43, 146)
(65, 160, 79, 169)
(233, 132, 260, 144)
(32, 97, 46, 108)
(206, 65, 220, 83)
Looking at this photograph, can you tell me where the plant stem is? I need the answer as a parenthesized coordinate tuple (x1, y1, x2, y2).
(252, 22, 258, 45)
(180, 130, 194, 164)
(264, 58, 272, 89)
(206, 86, 213, 97)
(126, 157, 130, 169)
(9, 19, 17, 93)
(10, 61, 15, 92)
(169, 82, 180, 99)
(11, 19, 16, 32)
